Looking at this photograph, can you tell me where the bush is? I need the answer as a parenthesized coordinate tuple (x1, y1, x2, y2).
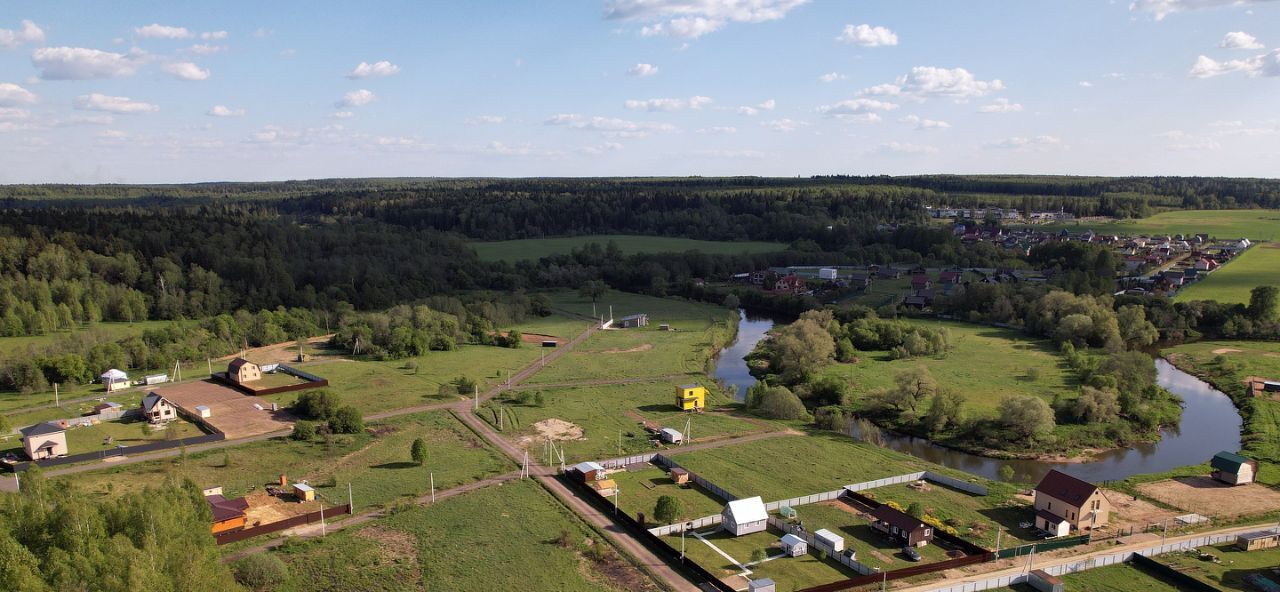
(328, 405, 364, 434)
(291, 420, 316, 441)
(654, 495, 683, 524)
(292, 390, 339, 421)
(232, 554, 289, 591)
(411, 437, 428, 465)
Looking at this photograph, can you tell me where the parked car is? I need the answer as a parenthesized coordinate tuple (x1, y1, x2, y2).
(902, 547, 922, 562)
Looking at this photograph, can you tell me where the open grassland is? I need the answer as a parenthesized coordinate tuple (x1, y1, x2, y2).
(472, 234, 786, 262)
(1009, 563, 1180, 592)
(0, 320, 192, 356)
(63, 416, 204, 452)
(1036, 209, 1280, 241)
(669, 431, 951, 502)
(480, 381, 767, 463)
(1157, 542, 1280, 590)
(1176, 244, 1280, 304)
(64, 411, 509, 511)
(673, 526, 861, 592)
(275, 479, 655, 592)
(606, 464, 727, 523)
(828, 319, 1077, 415)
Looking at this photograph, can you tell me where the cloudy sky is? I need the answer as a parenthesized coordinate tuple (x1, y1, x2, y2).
(1, 0, 1278, 183)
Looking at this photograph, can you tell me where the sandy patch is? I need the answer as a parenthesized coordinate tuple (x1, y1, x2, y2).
(242, 489, 321, 527)
(1212, 348, 1242, 354)
(1103, 488, 1178, 531)
(355, 526, 419, 561)
(601, 343, 653, 354)
(517, 418, 585, 447)
(1137, 476, 1280, 518)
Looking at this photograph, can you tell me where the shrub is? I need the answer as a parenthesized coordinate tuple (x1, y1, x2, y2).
(411, 437, 428, 465)
(292, 390, 339, 421)
(232, 554, 289, 591)
(654, 495, 683, 524)
(291, 420, 316, 441)
(328, 405, 364, 434)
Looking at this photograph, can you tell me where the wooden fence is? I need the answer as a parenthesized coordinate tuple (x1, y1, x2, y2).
(212, 503, 352, 545)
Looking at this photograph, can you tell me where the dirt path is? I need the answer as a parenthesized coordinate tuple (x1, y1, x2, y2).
(523, 374, 686, 389)
(215, 334, 336, 365)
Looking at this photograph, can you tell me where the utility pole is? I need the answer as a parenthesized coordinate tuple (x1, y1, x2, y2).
(995, 528, 1002, 555)
(522, 451, 529, 478)
(348, 483, 353, 512)
(541, 349, 545, 367)
(207, 358, 212, 376)
(473, 385, 479, 411)
(499, 408, 504, 430)
(319, 502, 326, 537)
(54, 383, 59, 407)
(430, 473, 436, 503)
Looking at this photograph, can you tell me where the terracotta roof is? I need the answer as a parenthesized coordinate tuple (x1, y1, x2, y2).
(871, 505, 927, 533)
(1034, 469, 1099, 507)
(205, 494, 249, 523)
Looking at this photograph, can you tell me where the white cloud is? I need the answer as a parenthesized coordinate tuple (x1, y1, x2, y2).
(331, 111, 354, 119)
(1157, 130, 1222, 150)
(31, 47, 142, 80)
(135, 24, 193, 39)
(465, 115, 506, 125)
(817, 98, 899, 118)
(247, 125, 302, 145)
(818, 72, 846, 83)
(0, 20, 45, 49)
(73, 93, 159, 114)
(1130, 0, 1275, 20)
(162, 61, 210, 81)
(860, 66, 1003, 101)
(1078, 81, 1094, 87)
(97, 129, 129, 140)
(185, 44, 227, 55)
(544, 113, 677, 137)
(696, 126, 737, 134)
(696, 149, 771, 158)
(899, 115, 951, 130)
(627, 63, 659, 77)
(983, 135, 1064, 151)
(1221, 31, 1265, 49)
(0, 83, 37, 107)
(335, 89, 377, 108)
(760, 118, 807, 132)
(201, 31, 229, 40)
(207, 105, 245, 117)
(0, 107, 30, 120)
(607, 0, 809, 39)
(877, 142, 938, 154)
(1188, 50, 1280, 77)
(624, 95, 712, 111)
(736, 98, 776, 116)
(253, 28, 273, 39)
(836, 24, 898, 47)
(346, 60, 401, 79)
(977, 97, 1024, 113)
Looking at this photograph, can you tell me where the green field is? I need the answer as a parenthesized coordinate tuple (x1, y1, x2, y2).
(830, 319, 1077, 415)
(472, 235, 787, 262)
(66, 411, 510, 511)
(672, 525, 861, 592)
(1037, 209, 1280, 241)
(1176, 245, 1280, 304)
(1157, 542, 1280, 590)
(479, 381, 768, 463)
(274, 479, 655, 592)
(861, 482, 1035, 547)
(774, 502, 949, 570)
(1009, 563, 1179, 592)
(0, 320, 192, 357)
(606, 464, 728, 524)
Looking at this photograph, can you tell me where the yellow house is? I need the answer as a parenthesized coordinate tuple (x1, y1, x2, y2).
(675, 384, 706, 411)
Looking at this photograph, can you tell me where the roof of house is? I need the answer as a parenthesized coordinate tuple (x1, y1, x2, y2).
(93, 401, 122, 411)
(141, 392, 169, 413)
(660, 427, 683, 438)
(814, 528, 842, 543)
(1211, 451, 1256, 473)
(19, 422, 65, 438)
(572, 461, 604, 474)
(205, 494, 249, 522)
(590, 479, 618, 491)
(1034, 469, 1099, 507)
(670, 467, 689, 476)
(871, 505, 927, 533)
(227, 357, 256, 374)
(1238, 529, 1280, 541)
(100, 369, 128, 381)
(780, 533, 806, 547)
(725, 496, 768, 524)
(293, 483, 314, 492)
(619, 313, 647, 321)
(1036, 509, 1069, 525)
(680, 383, 702, 390)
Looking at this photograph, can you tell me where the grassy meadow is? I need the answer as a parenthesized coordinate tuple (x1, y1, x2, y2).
(0, 320, 193, 357)
(1175, 244, 1280, 304)
(1037, 209, 1280, 241)
(64, 411, 510, 511)
(1009, 563, 1180, 592)
(274, 479, 656, 592)
(472, 234, 786, 262)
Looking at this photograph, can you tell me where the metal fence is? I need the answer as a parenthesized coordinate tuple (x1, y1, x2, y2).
(596, 452, 660, 470)
(5, 431, 226, 472)
(648, 514, 723, 536)
(769, 516, 878, 575)
(765, 489, 844, 512)
(995, 535, 1090, 559)
(212, 503, 351, 545)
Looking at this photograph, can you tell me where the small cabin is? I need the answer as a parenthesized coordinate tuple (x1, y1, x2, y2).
(141, 393, 177, 424)
(1028, 569, 1064, 592)
(293, 483, 316, 502)
(660, 427, 684, 444)
(570, 461, 606, 482)
(675, 384, 706, 411)
(670, 467, 690, 485)
(205, 491, 249, 534)
(1236, 529, 1280, 551)
(722, 496, 768, 536)
(813, 529, 844, 553)
(100, 369, 129, 392)
(870, 505, 933, 547)
(617, 314, 649, 329)
(1210, 451, 1259, 485)
(228, 358, 262, 384)
(779, 533, 808, 557)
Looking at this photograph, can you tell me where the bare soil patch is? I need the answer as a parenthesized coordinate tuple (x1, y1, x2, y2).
(355, 525, 419, 562)
(520, 332, 564, 345)
(1137, 476, 1280, 518)
(155, 379, 294, 439)
(516, 418, 585, 447)
(215, 334, 336, 365)
(242, 489, 320, 527)
(1103, 488, 1178, 531)
(1213, 347, 1243, 354)
(600, 343, 653, 354)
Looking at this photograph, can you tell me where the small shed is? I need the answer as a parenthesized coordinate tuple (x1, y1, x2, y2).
(293, 483, 316, 502)
(669, 467, 690, 485)
(144, 374, 168, 386)
(1036, 509, 1071, 538)
(571, 461, 606, 482)
(228, 358, 262, 384)
(1028, 569, 1063, 592)
(617, 313, 649, 329)
(660, 428, 684, 444)
(814, 528, 844, 552)
(194, 405, 212, 418)
(1236, 529, 1280, 551)
(747, 579, 776, 592)
(1211, 451, 1260, 485)
(722, 496, 768, 536)
(779, 533, 808, 557)
(819, 268, 838, 280)
(205, 492, 249, 534)
(590, 479, 619, 497)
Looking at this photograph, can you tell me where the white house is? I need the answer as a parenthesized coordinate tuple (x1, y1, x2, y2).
(814, 529, 844, 553)
(721, 496, 768, 536)
(141, 392, 178, 424)
(779, 533, 808, 557)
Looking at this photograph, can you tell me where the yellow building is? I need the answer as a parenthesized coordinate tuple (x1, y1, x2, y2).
(676, 384, 706, 411)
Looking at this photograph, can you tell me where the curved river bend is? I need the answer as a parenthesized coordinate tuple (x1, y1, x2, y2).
(713, 310, 1243, 483)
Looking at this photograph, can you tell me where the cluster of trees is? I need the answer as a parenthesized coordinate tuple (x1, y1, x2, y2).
(0, 473, 243, 591)
(331, 293, 545, 360)
(290, 391, 364, 435)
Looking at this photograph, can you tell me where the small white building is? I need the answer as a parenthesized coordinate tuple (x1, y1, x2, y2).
(779, 533, 808, 557)
(194, 405, 212, 419)
(722, 496, 768, 536)
(660, 427, 683, 444)
(814, 528, 844, 553)
(747, 579, 776, 592)
(144, 374, 168, 386)
(819, 268, 838, 280)
(100, 369, 129, 392)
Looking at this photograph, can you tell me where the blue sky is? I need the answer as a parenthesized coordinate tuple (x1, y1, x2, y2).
(1, 0, 1278, 183)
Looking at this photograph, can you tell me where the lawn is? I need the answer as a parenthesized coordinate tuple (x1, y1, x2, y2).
(1176, 244, 1280, 304)
(1009, 563, 1180, 592)
(671, 525, 861, 592)
(65, 411, 510, 512)
(860, 482, 1036, 548)
(667, 431, 949, 502)
(1157, 542, 1280, 590)
(1036, 209, 1280, 241)
(479, 381, 768, 463)
(840, 277, 911, 309)
(828, 319, 1077, 415)
(472, 235, 786, 263)
(62, 416, 205, 452)
(274, 479, 658, 592)
(606, 464, 728, 524)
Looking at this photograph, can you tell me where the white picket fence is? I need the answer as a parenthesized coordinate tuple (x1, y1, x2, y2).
(919, 532, 1240, 592)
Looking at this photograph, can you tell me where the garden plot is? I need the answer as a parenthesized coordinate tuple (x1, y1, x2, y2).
(781, 501, 951, 570)
(606, 464, 727, 525)
(1137, 476, 1280, 518)
(671, 525, 861, 592)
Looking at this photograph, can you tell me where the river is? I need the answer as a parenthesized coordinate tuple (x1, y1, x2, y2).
(713, 310, 1243, 483)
